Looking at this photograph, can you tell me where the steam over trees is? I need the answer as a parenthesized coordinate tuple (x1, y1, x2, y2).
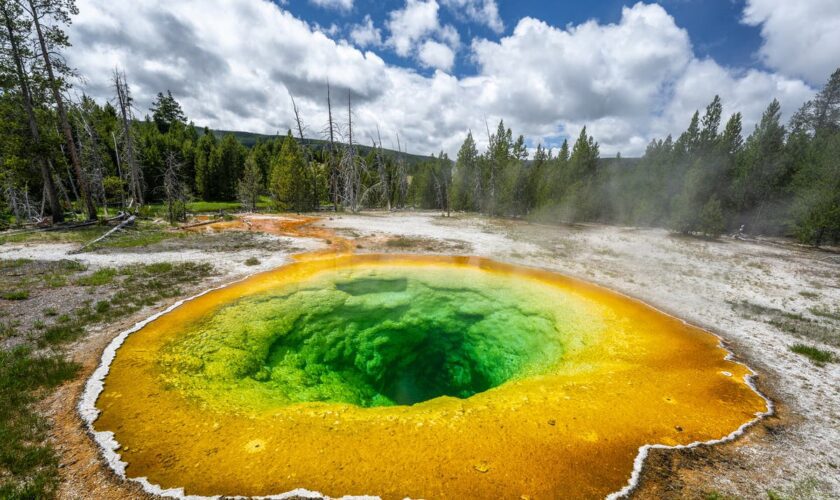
(0, 0, 837, 247)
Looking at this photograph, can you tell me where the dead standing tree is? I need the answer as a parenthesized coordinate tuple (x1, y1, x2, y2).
(338, 90, 366, 212)
(323, 82, 339, 211)
(431, 154, 452, 217)
(393, 133, 409, 209)
(4, 182, 40, 223)
(113, 69, 143, 209)
(162, 150, 187, 224)
(24, 0, 97, 220)
(74, 100, 109, 215)
(290, 93, 318, 210)
(361, 126, 390, 210)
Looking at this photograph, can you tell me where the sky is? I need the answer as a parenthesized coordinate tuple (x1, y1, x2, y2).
(65, 0, 840, 157)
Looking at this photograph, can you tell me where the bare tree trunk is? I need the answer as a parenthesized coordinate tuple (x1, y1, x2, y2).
(75, 108, 108, 216)
(113, 70, 143, 206)
(375, 126, 390, 211)
(290, 93, 317, 210)
(484, 118, 495, 215)
(163, 151, 186, 224)
(112, 131, 126, 210)
(50, 159, 73, 208)
(27, 0, 96, 220)
(326, 83, 338, 211)
(1, 3, 63, 222)
(341, 91, 360, 212)
(394, 134, 408, 209)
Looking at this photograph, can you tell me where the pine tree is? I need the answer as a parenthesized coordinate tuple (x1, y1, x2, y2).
(238, 153, 263, 212)
(193, 129, 217, 200)
(450, 132, 479, 211)
(731, 99, 787, 233)
(150, 91, 187, 134)
(791, 68, 840, 135)
(210, 134, 245, 201)
(269, 131, 309, 212)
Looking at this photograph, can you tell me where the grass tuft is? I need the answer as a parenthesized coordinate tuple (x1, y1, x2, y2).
(0, 258, 32, 269)
(790, 344, 834, 364)
(244, 257, 260, 266)
(385, 236, 422, 248)
(74, 268, 117, 287)
(1, 290, 30, 301)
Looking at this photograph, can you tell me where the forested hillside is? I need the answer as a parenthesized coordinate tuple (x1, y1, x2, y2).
(1, 0, 837, 245)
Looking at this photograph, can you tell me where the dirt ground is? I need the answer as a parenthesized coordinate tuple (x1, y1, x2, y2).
(1, 212, 838, 499)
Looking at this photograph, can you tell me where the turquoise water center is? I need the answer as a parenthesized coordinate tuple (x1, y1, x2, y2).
(158, 264, 598, 409)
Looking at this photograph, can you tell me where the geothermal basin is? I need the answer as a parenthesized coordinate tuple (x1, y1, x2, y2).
(84, 253, 769, 499)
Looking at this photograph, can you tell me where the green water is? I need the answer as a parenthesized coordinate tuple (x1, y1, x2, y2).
(159, 266, 593, 409)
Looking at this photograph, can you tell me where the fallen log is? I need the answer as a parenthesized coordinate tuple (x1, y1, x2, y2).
(72, 215, 136, 253)
(1, 213, 128, 237)
(176, 219, 218, 230)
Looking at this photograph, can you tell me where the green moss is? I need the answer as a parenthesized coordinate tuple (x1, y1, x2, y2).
(160, 266, 599, 410)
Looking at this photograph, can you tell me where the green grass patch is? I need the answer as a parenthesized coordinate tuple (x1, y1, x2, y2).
(107, 262, 214, 315)
(798, 291, 819, 299)
(143, 197, 275, 217)
(43, 273, 68, 288)
(96, 225, 182, 249)
(0, 257, 215, 496)
(74, 268, 117, 287)
(0, 258, 32, 269)
(143, 200, 244, 217)
(0, 347, 80, 498)
(0, 225, 108, 246)
(704, 492, 740, 500)
(41, 321, 85, 346)
(790, 344, 834, 364)
(39, 262, 214, 347)
(385, 236, 429, 248)
(385, 236, 416, 248)
(244, 257, 260, 266)
(0, 319, 18, 339)
(1, 290, 30, 301)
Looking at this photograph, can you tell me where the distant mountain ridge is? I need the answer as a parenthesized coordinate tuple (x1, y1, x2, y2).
(208, 128, 435, 166)
(208, 128, 640, 168)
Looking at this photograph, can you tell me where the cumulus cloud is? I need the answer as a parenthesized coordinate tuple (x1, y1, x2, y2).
(742, 0, 840, 85)
(384, 0, 460, 68)
(386, 0, 442, 57)
(66, 0, 816, 157)
(418, 40, 455, 71)
(350, 15, 382, 48)
(309, 0, 353, 12)
(468, 3, 812, 154)
(440, 0, 503, 33)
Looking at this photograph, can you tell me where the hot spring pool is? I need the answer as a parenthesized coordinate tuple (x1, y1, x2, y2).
(85, 254, 768, 499)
